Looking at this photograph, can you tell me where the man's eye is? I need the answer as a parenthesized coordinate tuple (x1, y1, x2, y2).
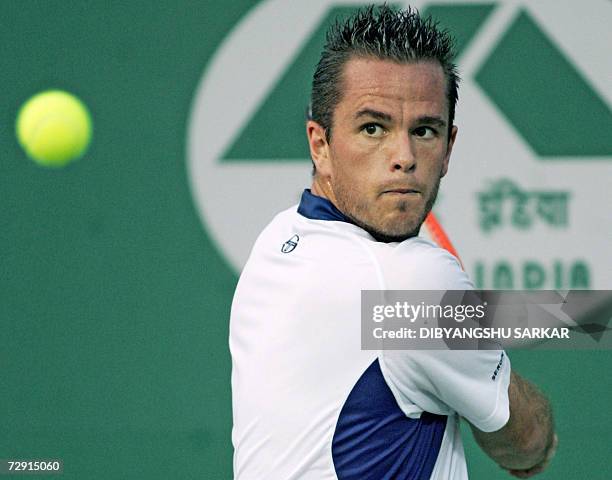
(362, 123, 385, 137)
(413, 126, 436, 139)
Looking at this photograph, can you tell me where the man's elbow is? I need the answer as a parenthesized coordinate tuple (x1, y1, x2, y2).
(516, 425, 553, 465)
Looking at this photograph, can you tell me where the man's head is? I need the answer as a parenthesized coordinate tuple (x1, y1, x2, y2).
(307, 5, 459, 242)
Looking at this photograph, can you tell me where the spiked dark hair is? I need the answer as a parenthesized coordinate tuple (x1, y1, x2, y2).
(310, 4, 459, 143)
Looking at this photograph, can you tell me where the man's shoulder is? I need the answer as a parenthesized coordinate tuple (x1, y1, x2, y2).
(394, 236, 461, 265)
(256, 202, 370, 246)
(266, 203, 301, 227)
(253, 204, 300, 241)
(379, 237, 472, 290)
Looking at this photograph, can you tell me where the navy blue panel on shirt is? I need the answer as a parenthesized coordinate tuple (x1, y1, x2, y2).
(297, 189, 352, 223)
(332, 359, 447, 480)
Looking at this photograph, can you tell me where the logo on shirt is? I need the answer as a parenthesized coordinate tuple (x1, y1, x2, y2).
(281, 234, 299, 253)
(491, 351, 505, 381)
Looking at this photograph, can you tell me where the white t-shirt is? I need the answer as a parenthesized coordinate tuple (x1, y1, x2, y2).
(230, 190, 511, 479)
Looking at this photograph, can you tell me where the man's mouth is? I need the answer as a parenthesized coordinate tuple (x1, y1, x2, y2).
(383, 188, 420, 195)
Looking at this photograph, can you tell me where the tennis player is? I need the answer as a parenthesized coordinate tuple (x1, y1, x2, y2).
(230, 5, 556, 479)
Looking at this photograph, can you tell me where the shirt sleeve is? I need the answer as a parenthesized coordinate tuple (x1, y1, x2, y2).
(377, 239, 511, 432)
(380, 349, 511, 432)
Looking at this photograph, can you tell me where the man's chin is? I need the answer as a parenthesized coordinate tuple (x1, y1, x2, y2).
(352, 217, 423, 243)
(339, 204, 429, 243)
(367, 225, 421, 243)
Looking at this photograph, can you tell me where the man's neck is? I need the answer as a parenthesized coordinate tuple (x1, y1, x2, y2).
(311, 175, 337, 206)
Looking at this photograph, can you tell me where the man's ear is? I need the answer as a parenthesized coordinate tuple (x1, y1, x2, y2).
(306, 120, 332, 177)
(441, 125, 458, 178)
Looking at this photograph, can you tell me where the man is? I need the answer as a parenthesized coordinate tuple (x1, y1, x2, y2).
(230, 5, 556, 479)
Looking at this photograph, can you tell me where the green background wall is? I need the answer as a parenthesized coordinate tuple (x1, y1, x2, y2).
(1, 1, 610, 478)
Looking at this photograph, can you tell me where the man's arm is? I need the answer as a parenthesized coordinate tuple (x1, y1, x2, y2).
(468, 371, 557, 476)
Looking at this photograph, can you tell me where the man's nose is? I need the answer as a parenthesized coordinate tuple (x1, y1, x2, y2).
(390, 132, 416, 172)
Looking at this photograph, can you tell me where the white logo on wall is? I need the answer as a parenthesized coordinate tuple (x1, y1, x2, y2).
(187, 0, 611, 288)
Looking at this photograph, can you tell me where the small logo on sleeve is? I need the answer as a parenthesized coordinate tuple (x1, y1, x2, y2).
(281, 234, 299, 253)
(491, 352, 505, 380)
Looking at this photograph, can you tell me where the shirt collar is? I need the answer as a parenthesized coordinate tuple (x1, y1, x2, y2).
(297, 189, 353, 224)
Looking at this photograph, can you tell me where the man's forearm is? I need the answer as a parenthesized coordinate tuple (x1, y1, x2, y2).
(470, 372, 555, 471)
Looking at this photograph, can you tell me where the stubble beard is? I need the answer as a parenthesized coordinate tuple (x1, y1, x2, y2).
(334, 176, 442, 243)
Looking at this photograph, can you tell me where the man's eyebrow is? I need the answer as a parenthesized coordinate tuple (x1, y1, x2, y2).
(354, 108, 394, 123)
(355, 110, 448, 128)
(414, 115, 447, 127)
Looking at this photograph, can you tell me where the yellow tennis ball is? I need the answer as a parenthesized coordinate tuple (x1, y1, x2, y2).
(16, 90, 92, 167)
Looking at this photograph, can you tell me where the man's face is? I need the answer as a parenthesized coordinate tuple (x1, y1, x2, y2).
(309, 57, 457, 241)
